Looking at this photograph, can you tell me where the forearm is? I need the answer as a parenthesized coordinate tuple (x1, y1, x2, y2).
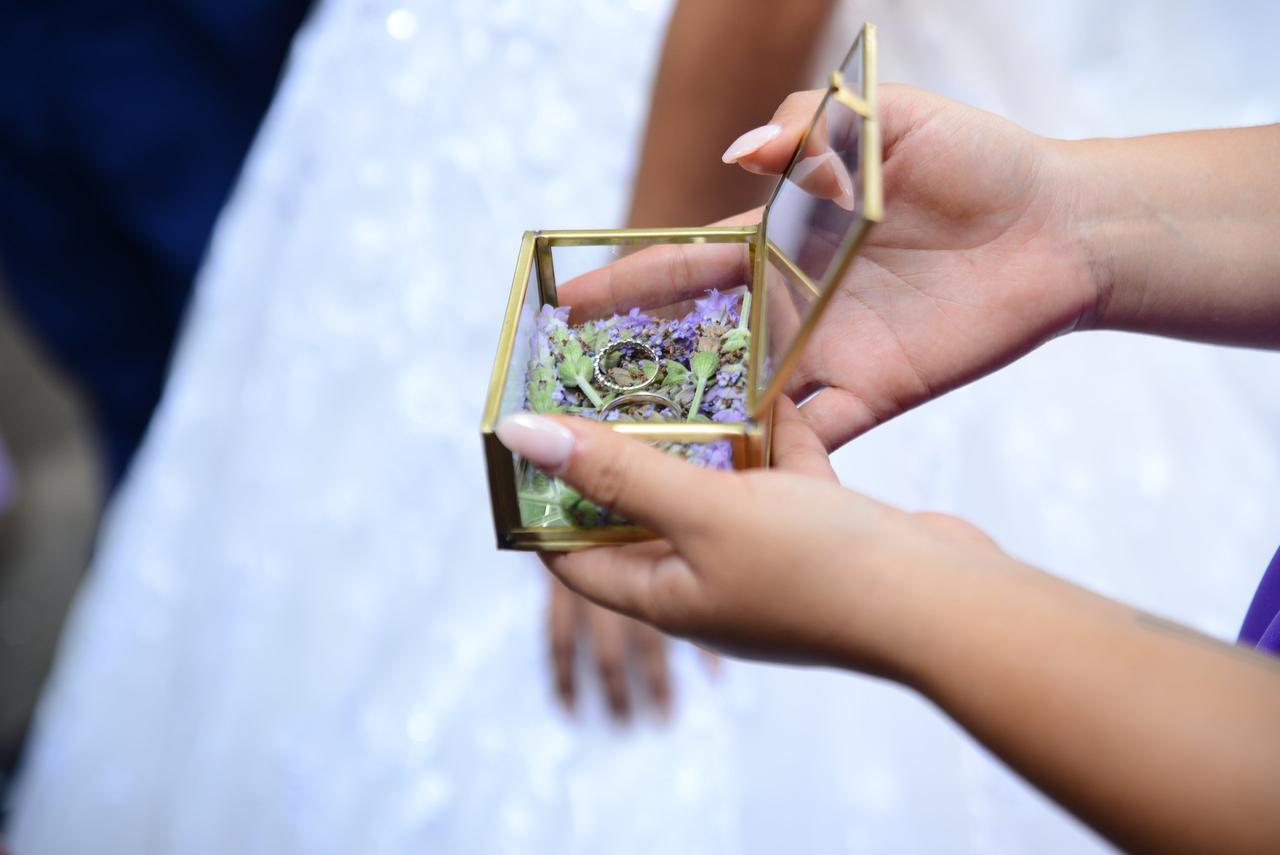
(879, 551, 1280, 854)
(1066, 125, 1280, 348)
(626, 0, 835, 227)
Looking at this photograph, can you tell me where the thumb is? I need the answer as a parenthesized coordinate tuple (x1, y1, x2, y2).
(494, 413, 729, 537)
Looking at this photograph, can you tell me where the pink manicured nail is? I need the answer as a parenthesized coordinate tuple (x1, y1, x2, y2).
(721, 124, 781, 163)
(496, 413, 576, 473)
(790, 151, 856, 211)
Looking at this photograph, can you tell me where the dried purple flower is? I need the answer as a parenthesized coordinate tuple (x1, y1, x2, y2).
(694, 289, 739, 325)
(685, 439, 734, 470)
(711, 406, 746, 423)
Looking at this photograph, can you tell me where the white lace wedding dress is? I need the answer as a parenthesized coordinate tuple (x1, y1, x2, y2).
(9, 1, 1279, 853)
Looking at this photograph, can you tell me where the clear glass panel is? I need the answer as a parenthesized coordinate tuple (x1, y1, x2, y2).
(756, 247, 818, 406)
(544, 240, 753, 425)
(839, 28, 864, 97)
(757, 30, 868, 406)
(763, 93, 865, 286)
(492, 249, 542, 523)
(516, 438, 735, 528)
(500, 257, 540, 420)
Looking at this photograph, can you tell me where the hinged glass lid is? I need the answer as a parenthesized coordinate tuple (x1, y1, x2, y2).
(751, 21, 883, 418)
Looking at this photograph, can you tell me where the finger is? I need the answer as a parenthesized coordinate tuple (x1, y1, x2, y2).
(546, 540, 694, 624)
(556, 210, 759, 323)
(634, 623, 672, 718)
(797, 386, 881, 452)
(730, 89, 826, 175)
(495, 413, 731, 539)
(770, 396, 837, 481)
(546, 575, 578, 712)
(584, 601, 631, 721)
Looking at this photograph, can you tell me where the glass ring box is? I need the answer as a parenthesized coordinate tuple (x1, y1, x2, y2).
(482, 22, 883, 551)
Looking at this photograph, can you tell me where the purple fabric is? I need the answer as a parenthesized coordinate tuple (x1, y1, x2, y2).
(0, 432, 15, 513)
(1238, 546, 1280, 654)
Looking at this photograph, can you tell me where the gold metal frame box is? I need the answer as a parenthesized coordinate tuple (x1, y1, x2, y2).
(483, 23, 883, 551)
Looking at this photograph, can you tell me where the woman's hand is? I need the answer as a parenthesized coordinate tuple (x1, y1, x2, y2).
(503, 402, 1280, 854)
(547, 577, 673, 721)
(565, 88, 1280, 453)
(561, 84, 1099, 451)
(511, 400, 1005, 671)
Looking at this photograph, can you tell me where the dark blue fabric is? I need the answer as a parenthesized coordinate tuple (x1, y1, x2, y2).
(0, 0, 311, 485)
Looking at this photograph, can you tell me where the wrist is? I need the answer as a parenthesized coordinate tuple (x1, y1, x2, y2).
(1049, 137, 1142, 333)
(862, 544, 1054, 699)
(826, 515, 1016, 690)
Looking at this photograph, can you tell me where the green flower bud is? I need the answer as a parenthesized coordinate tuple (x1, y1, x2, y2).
(661, 359, 688, 387)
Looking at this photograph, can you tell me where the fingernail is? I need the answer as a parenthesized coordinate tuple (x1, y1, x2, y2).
(721, 124, 781, 163)
(790, 151, 856, 211)
(832, 157, 856, 212)
(496, 413, 576, 473)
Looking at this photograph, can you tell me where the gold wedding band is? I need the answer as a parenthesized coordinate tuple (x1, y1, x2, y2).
(600, 391, 682, 419)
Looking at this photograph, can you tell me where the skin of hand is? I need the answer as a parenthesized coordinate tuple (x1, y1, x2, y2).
(499, 403, 1280, 855)
(560, 84, 1101, 452)
(561, 85, 1280, 453)
(733, 88, 1280, 351)
(548, 575, 673, 720)
(520, 398, 1001, 672)
(541, 0, 833, 720)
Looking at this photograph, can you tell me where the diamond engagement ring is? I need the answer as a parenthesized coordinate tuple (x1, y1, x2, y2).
(592, 339, 660, 393)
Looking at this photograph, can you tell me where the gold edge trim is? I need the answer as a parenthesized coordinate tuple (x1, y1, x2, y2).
(863, 23, 877, 109)
(863, 119, 884, 222)
(503, 527, 660, 551)
(745, 227, 766, 411)
(862, 23, 884, 222)
(538, 226, 756, 246)
(766, 240, 822, 299)
(830, 70, 870, 117)
(483, 432, 522, 544)
(745, 420, 764, 468)
(534, 235, 558, 307)
(481, 231, 536, 431)
(759, 404, 774, 468)
(749, 218, 875, 420)
(608, 422, 748, 442)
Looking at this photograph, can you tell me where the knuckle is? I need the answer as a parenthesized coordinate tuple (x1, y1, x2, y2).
(779, 89, 824, 118)
(586, 450, 633, 512)
(646, 557, 705, 631)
